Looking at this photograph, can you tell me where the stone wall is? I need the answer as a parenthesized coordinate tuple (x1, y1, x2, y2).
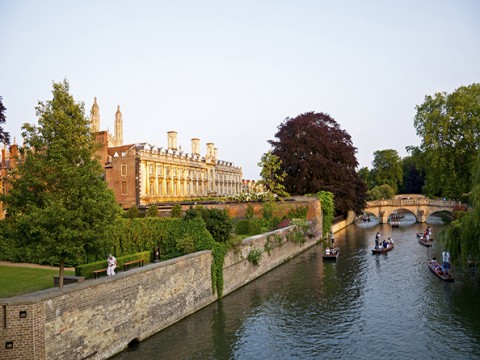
(0, 198, 321, 360)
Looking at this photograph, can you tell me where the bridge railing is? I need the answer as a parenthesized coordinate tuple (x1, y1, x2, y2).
(366, 199, 460, 208)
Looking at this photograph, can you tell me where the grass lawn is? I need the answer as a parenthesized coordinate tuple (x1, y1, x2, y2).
(0, 266, 74, 298)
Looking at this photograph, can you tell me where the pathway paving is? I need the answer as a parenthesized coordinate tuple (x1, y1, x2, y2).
(0, 261, 75, 271)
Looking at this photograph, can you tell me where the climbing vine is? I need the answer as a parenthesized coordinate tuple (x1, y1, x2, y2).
(317, 191, 334, 238)
(211, 242, 227, 298)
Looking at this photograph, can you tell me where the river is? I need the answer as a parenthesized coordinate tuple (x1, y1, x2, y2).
(111, 214, 480, 359)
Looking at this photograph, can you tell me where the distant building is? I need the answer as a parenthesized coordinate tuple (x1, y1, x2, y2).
(0, 142, 18, 218)
(92, 99, 243, 208)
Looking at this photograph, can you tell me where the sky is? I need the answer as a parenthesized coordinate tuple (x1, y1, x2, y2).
(1, 0, 479, 180)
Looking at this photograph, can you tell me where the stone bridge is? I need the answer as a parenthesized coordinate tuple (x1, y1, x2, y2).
(363, 198, 462, 223)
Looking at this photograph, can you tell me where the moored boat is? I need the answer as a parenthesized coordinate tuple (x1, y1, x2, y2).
(390, 221, 400, 228)
(428, 260, 454, 282)
(372, 243, 394, 254)
(323, 247, 339, 260)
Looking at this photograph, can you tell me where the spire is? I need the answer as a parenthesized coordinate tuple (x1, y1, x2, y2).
(115, 105, 123, 146)
(90, 97, 100, 132)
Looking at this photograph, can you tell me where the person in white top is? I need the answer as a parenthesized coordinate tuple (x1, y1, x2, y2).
(442, 250, 451, 275)
(107, 254, 117, 276)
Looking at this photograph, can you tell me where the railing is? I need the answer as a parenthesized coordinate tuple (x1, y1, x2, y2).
(366, 199, 459, 208)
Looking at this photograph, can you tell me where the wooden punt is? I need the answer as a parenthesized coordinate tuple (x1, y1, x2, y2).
(372, 243, 394, 254)
(428, 260, 454, 282)
(323, 247, 339, 260)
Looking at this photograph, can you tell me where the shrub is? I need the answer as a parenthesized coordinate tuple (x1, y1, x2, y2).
(287, 206, 308, 220)
(235, 219, 251, 235)
(146, 205, 159, 217)
(75, 251, 151, 279)
(246, 204, 255, 219)
(247, 248, 262, 266)
(171, 204, 182, 218)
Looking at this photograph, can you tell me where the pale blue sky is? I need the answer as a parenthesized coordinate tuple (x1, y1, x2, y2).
(1, 0, 479, 179)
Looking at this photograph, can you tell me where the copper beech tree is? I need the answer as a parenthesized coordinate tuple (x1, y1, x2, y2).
(268, 112, 367, 216)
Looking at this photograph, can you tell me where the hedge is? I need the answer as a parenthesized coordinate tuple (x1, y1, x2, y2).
(75, 251, 151, 279)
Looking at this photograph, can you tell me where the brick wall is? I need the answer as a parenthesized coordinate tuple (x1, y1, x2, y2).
(0, 199, 321, 360)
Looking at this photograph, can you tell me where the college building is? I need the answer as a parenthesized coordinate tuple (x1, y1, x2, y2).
(91, 98, 243, 209)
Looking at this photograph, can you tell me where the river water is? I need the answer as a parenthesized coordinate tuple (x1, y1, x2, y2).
(112, 214, 480, 359)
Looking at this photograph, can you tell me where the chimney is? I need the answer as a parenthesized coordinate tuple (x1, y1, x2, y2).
(167, 131, 178, 151)
(191, 138, 200, 156)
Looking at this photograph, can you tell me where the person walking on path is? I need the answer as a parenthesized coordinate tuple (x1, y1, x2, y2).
(107, 254, 117, 276)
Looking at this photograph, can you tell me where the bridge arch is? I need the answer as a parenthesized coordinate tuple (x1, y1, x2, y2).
(363, 199, 460, 224)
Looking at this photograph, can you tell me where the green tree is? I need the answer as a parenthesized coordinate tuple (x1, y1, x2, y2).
(414, 83, 480, 199)
(368, 184, 395, 200)
(0, 96, 10, 144)
(257, 151, 289, 198)
(370, 149, 403, 193)
(441, 149, 480, 267)
(398, 153, 425, 194)
(358, 167, 374, 190)
(1, 80, 121, 288)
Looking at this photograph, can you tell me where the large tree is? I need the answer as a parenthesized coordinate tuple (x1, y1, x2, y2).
(1, 80, 121, 288)
(0, 96, 11, 144)
(257, 150, 289, 198)
(414, 83, 480, 200)
(398, 152, 425, 194)
(441, 149, 480, 267)
(370, 149, 403, 193)
(268, 112, 367, 216)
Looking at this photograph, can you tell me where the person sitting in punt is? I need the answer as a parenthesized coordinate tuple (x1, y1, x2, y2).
(388, 237, 394, 245)
(325, 247, 331, 255)
(382, 240, 388, 248)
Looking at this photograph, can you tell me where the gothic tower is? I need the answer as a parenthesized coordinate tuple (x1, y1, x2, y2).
(90, 97, 100, 132)
(115, 105, 123, 146)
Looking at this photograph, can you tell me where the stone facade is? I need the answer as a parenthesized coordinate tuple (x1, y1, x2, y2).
(0, 199, 322, 360)
(92, 99, 243, 208)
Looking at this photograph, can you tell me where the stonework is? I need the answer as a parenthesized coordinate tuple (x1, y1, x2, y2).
(92, 99, 243, 208)
(0, 199, 322, 360)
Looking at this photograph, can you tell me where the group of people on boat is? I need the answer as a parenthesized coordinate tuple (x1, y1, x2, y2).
(418, 226, 433, 241)
(431, 250, 451, 276)
(361, 214, 371, 222)
(324, 247, 337, 255)
(374, 232, 394, 249)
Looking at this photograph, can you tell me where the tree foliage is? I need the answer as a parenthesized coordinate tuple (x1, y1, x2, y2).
(414, 83, 480, 199)
(440, 149, 480, 267)
(268, 112, 367, 216)
(368, 184, 395, 200)
(1, 80, 121, 287)
(257, 151, 289, 197)
(370, 149, 403, 193)
(398, 153, 425, 194)
(0, 96, 10, 144)
(358, 167, 374, 190)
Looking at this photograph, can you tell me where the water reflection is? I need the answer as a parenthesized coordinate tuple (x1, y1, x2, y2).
(112, 215, 480, 359)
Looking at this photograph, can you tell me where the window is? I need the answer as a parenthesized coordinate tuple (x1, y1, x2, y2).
(149, 164, 154, 175)
(121, 181, 127, 195)
(121, 164, 127, 176)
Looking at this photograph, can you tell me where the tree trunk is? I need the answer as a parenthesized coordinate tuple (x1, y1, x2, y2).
(58, 259, 65, 289)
